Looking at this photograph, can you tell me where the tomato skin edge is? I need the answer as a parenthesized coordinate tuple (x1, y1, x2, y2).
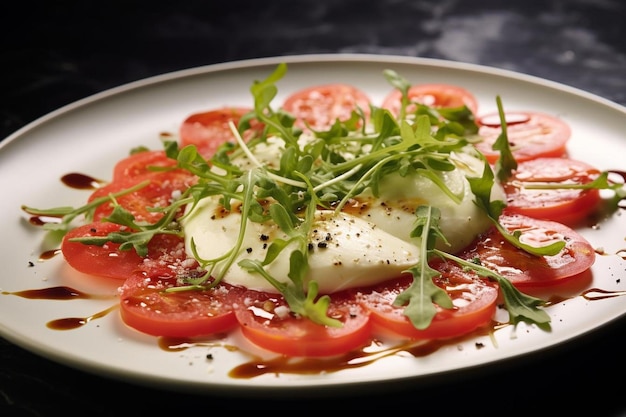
(356, 273, 499, 341)
(502, 188, 601, 227)
(118, 275, 246, 338)
(238, 319, 373, 357)
(475, 111, 571, 164)
(233, 289, 373, 357)
(119, 300, 239, 338)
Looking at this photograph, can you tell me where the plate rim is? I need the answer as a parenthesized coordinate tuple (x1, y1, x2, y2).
(3, 53, 625, 147)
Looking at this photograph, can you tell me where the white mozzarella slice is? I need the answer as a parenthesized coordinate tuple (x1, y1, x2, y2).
(182, 198, 419, 294)
(364, 165, 497, 253)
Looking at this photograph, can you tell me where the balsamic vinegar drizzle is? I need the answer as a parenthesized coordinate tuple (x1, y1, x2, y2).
(2, 286, 118, 330)
(26, 172, 106, 227)
(7, 281, 626, 378)
(582, 288, 626, 301)
(160, 328, 498, 378)
(61, 172, 106, 190)
(6, 286, 99, 300)
(46, 305, 119, 330)
(10, 168, 626, 379)
(38, 249, 62, 261)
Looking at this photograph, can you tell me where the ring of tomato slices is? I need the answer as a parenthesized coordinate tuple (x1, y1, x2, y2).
(459, 213, 596, 290)
(475, 111, 571, 163)
(232, 289, 372, 357)
(355, 270, 498, 340)
(53, 76, 602, 359)
(502, 157, 602, 225)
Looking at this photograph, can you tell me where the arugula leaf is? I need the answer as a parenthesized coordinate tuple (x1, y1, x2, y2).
(433, 249, 550, 326)
(238, 258, 342, 328)
(68, 189, 187, 257)
(21, 180, 153, 234)
(399, 205, 550, 329)
(394, 206, 453, 329)
(468, 160, 565, 256)
(491, 96, 518, 183)
(383, 69, 411, 121)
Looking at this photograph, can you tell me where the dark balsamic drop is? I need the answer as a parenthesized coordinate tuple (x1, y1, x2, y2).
(61, 172, 106, 190)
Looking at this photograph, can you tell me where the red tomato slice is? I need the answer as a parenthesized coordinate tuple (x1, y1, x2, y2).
(282, 83, 371, 131)
(179, 107, 261, 159)
(233, 289, 372, 357)
(112, 150, 178, 182)
(460, 214, 595, 290)
(62, 222, 143, 279)
(503, 157, 602, 225)
(381, 83, 479, 116)
(89, 169, 195, 223)
(119, 275, 245, 337)
(61, 222, 190, 280)
(356, 270, 498, 340)
(475, 111, 571, 163)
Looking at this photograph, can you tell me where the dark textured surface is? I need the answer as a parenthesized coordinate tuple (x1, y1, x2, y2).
(2, 0, 626, 414)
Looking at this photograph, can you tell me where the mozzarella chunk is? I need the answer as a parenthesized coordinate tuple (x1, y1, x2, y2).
(182, 199, 419, 293)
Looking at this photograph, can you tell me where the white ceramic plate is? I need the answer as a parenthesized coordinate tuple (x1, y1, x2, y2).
(1, 54, 625, 396)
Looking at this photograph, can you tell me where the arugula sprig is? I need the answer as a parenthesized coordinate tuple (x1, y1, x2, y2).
(394, 206, 454, 330)
(432, 248, 550, 326)
(486, 96, 625, 198)
(490, 96, 518, 184)
(469, 160, 567, 256)
(21, 180, 152, 233)
(471, 95, 623, 256)
(465, 96, 565, 256)
(71, 201, 185, 257)
(400, 206, 550, 328)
